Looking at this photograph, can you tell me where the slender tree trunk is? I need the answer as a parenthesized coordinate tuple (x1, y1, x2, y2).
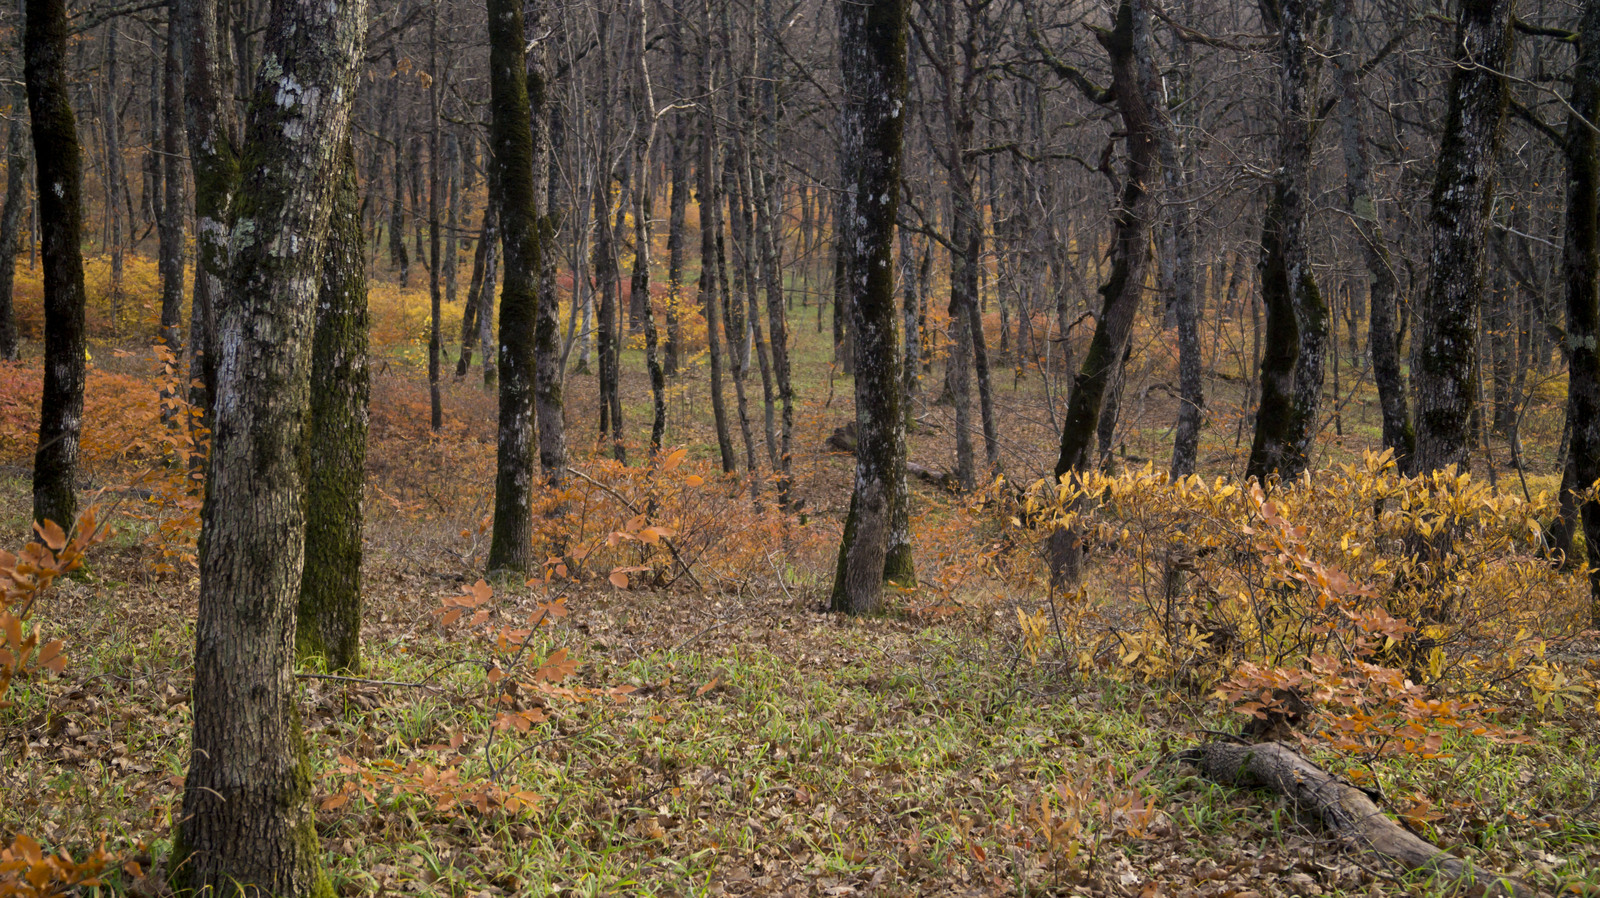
(1333, 0, 1412, 472)
(722, 155, 760, 494)
(158, 12, 186, 357)
(177, 0, 239, 433)
(457, 199, 494, 376)
(699, 0, 735, 473)
(594, 174, 624, 460)
(0, 83, 30, 363)
(427, 3, 443, 432)
(485, 0, 543, 573)
(298, 141, 367, 673)
(103, 26, 127, 333)
(663, 0, 689, 378)
(1564, 0, 1600, 628)
(172, 0, 365, 889)
(900, 227, 920, 431)
(531, 20, 565, 486)
(1411, 0, 1516, 476)
(831, 0, 913, 614)
(631, 0, 667, 455)
(24, 0, 87, 532)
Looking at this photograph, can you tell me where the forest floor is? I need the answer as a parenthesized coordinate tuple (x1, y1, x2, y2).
(2, 256, 1599, 896)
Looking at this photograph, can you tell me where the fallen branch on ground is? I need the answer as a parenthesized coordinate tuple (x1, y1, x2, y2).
(1185, 741, 1534, 898)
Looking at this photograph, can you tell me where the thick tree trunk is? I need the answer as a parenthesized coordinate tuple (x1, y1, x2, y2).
(486, 0, 543, 573)
(172, 0, 365, 890)
(1247, 0, 1325, 483)
(24, 0, 87, 532)
(297, 142, 367, 673)
(1192, 742, 1532, 897)
(1564, 0, 1600, 629)
(1411, 0, 1516, 476)
(831, 0, 913, 614)
(0, 83, 29, 363)
(1333, 0, 1412, 473)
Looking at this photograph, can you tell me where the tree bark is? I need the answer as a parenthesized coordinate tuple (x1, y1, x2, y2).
(699, 0, 736, 474)
(530, 19, 565, 487)
(1333, 0, 1412, 473)
(1563, 0, 1600, 628)
(297, 141, 367, 673)
(830, 0, 913, 614)
(485, 0, 543, 574)
(630, 0, 667, 456)
(1044, 0, 1154, 584)
(172, 0, 365, 889)
(0, 83, 30, 363)
(1246, 0, 1325, 483)
(426, 0, 443, 433)
(24, 0, 87, 532)
(1411, 0, 1516, 476)
(158, 9, 187, 357)
(1192, 741, 1532, 897)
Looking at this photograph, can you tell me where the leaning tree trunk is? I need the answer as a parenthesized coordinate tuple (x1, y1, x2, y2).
(1246, 0, 1325, 484)
(485, 0, 543, 573)
(24, 0, 87, 532)
(297, 141, 368, 674)
(830, 0, 912, 615)
(1044, 0, 1154, 584)
(1411, 0, 1516, 476)
(171, 0, 365, 890)
(1564, 0, 1600, 629)
(1333, 0, 1412, 473)
(0, 82, 29, 363)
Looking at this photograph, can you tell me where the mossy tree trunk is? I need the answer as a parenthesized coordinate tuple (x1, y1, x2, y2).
(24, 0, 87, 533)
(486, 0, 544, 574)
(1410, 0, 1515, 476)
(1246, 0, 1326, 484)
(172, 0, 365, 890)
(830, 0, 913, 614)
(297, 141, 368, 674)
(1564, 0, 1600, 628)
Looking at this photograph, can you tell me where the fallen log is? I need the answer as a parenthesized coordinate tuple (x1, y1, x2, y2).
(1188, 741, 1534, 897)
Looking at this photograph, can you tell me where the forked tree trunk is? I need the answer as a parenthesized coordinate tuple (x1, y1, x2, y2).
(172, 0, 365, 890)
(1411, 0, 1516, 476)
(297, 141, 368, 673)
(24, 0, 87, 532)
(831, 0, 913, 614)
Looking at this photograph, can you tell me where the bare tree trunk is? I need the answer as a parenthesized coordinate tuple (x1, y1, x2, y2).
(158, 11, 186, 357)
(102, 25, 127, 333)
(0, 82, 30, 362)
(1333, 0, 1412, 472)
(172, 0, 364, 889)
(427, 1, 443, 432)
(24, 0, 87, 532)
(1564, 0, 1600, 628)
(485, 0, 543, 574)
(1247, 0, 1326, 483)
(1411, 0, 1516, 476)
(831, 0, 913, 614)
(457, 197, 494, 376)
(530, 18, 564, 486)
(699, 0, 735, 473)
(663, 0, 689, 377)
(630, 0, 667, 456)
